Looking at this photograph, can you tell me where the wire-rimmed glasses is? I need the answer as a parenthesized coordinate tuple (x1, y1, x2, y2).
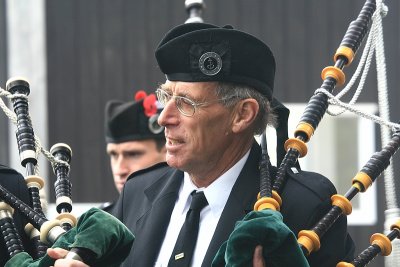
(156, 88, 232, 117)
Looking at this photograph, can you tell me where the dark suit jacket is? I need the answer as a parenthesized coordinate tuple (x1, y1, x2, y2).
(0, 164, 33, 267)
(99, 201, 116, 214)
(113, 141, 354, 267)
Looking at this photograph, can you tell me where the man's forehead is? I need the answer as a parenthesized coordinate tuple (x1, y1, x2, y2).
(161, 80, 218, 93)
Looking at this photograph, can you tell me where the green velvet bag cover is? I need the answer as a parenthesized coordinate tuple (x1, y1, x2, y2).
(5, 208, 134, 267)
(212, 209, 310, 267)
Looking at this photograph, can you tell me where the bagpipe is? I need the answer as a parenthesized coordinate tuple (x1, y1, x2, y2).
(213, 0, 400, 266)
(184, 0, 205, 24)
(1, 0, 398, 266)
(0, 78, 134, 266)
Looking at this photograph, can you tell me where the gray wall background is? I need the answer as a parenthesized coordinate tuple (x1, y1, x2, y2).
(0, 0, 8, 162)
(2, 1, 400, 266)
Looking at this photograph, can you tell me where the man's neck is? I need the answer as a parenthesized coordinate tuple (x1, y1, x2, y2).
(188, 138, 254, 188)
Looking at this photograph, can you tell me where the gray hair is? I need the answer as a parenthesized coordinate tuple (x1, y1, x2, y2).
(215, 82, 277, 135)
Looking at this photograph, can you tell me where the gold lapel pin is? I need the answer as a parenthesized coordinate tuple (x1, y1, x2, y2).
(175, 253, 185, 260)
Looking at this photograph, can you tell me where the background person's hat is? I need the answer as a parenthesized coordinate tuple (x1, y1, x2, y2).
(105, 91, 165, 144)
(155, 23, 275, 100)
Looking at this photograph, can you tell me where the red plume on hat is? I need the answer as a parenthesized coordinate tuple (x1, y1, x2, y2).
(135, 90, 147, 101)
(135, 90, 158, 117)
(143, 94, 158, 117)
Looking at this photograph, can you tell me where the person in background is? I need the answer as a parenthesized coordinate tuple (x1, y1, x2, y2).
(100, 91, 166, 212)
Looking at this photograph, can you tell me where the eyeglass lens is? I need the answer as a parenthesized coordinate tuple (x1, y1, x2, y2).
(156, 89, 195, 116)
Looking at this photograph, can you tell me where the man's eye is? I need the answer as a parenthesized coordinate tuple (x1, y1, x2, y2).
(108, 152, 117, 158)
(162, 93, 171, 100)
(126, 152, 145, 158)
(163, 90, 173, 97)
(180, 97, 194, 106)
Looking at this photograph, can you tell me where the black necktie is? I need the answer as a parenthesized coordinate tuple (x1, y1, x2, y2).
(168, 190, 208, 267)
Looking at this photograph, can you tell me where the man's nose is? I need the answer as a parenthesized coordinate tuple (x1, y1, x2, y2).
(114, 156, 129, 175)
(158, 98, 180, 126)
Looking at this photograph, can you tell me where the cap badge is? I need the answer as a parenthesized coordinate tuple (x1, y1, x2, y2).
(199, 52, 222, 76)
(148, 114, 164, 134)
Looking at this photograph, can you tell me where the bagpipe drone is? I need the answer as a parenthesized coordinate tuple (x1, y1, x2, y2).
(211, 0, 400, 266)
(184, 0, 205, 24)
(0, 78, 134, 266)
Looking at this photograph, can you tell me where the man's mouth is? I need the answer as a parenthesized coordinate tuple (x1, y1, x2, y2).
(166, 137, 186, 152)
(167, 137, 183, 145)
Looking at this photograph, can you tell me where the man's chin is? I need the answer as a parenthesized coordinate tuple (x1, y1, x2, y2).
(166, 155, 185, 170)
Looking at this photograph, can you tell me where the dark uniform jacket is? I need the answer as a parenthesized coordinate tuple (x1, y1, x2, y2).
(113, 141, 355, 267)
(99, 201, 116, 214)
(0, 164, 33, 267)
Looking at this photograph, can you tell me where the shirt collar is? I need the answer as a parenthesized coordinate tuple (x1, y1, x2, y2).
(179, 149, 251, 217)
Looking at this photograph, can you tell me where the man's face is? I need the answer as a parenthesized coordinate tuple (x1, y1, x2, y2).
(157, 81, 237, 177)
(106, 139, 166, 193)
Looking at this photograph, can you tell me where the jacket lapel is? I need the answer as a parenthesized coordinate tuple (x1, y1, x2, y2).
(202, 142, 261, 266)
(132, 169, 184, 267)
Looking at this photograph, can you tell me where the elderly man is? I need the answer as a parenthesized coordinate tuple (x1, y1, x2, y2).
(48, 23, 354, 267)
(100, 92, 166, 212)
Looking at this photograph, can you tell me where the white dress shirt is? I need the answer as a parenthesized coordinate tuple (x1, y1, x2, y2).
(155, 149, 250, 266)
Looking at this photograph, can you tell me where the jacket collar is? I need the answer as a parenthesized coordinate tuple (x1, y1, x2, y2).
(133, 168, 183, 267)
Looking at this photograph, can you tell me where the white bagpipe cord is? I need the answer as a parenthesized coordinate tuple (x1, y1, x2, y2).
(316, 1, 400, 265)
(374, 1, 400, 266)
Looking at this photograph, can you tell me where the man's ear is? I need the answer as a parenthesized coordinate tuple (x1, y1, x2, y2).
(231, 99, 259, 133)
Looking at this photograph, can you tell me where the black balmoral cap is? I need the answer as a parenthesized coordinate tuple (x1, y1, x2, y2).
(155, 23, 276, 100)
(105, 92, 165, 144)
